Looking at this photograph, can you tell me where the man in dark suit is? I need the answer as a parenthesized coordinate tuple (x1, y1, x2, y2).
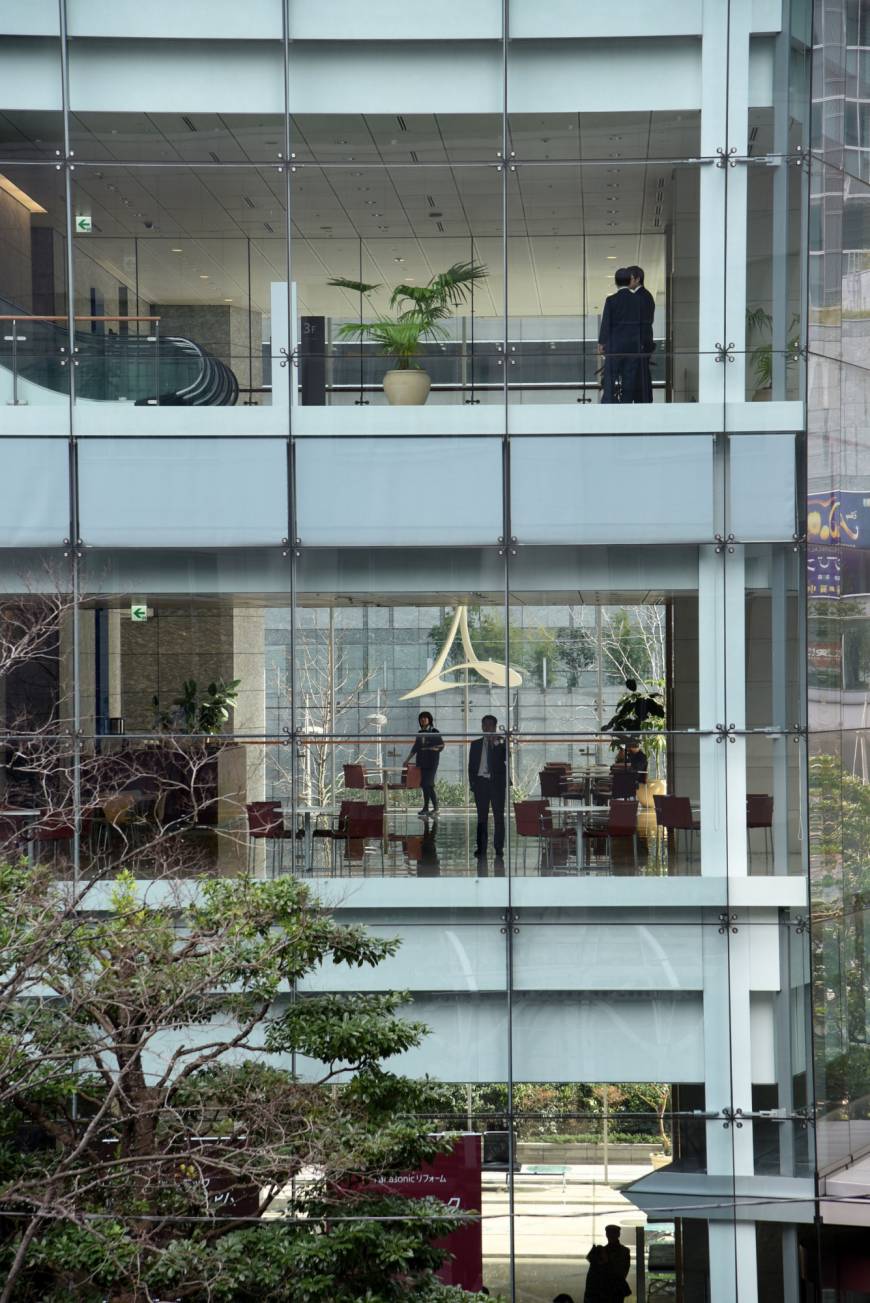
(628, 265, 655, 402)
(468, 714, 507, 862)
(597, 268, 642, 403)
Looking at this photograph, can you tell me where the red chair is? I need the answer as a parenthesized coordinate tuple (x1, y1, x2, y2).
(747, 793, 774, 864)
(583, 799, 640, 870)
(338, 802, 385, 872)
(403, 765, 422, 791)
(33, 815, 75, 869)
(514, 799, 573, 872)
(343, 762, 390, 794)
(653, 795, 700, 865)
(246, 801, 294, 873)
(539, 770, 566, 802)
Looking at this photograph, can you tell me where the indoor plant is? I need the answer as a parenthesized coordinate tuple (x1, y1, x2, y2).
(746, 306, 801, 400)
(328, 260, 487, 406)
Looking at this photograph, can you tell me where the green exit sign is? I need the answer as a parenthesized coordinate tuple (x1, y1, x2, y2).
(130, 604, 149, 622)
(75, 214, 92, 233)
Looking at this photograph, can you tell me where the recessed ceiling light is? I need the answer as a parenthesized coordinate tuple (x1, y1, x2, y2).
(224, 297, 233, 302)
(199, 274, 209, 279)
(606, 255, 617, 260)
(171, 247, 183, 253)
(394, 257, 405, 263)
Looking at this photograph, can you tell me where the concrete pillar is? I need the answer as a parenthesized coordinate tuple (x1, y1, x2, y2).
(217, 608, 266, 875)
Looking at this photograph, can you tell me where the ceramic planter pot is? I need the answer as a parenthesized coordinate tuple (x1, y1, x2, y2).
(383, 369, 431, 406)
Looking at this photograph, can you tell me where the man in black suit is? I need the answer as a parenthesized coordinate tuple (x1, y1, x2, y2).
(468, 714, 507, 862)
(597, 268, 642, 403)
(628, 264, 655, 402)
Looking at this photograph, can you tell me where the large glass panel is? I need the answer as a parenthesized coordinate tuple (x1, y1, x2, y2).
(293, 547, 511, 878)
(511, 436, 714, 544)
(743, 110, 807, 401)
(507, 544, 719, 877)
(67, 112, 287, 165)
(0, 556, 77, 876)
(77, 552, 293, 880)
(70, 166, 287, 411)
(290, 163, 502, 409)
(506, 160, 710, 410)
(0, 164, 70, 411)
(509, 914, 730, 1301)
(76, 438, 289, 547)
(0, 2, 63, 161)
(0, 438, 70, 546)
(808, 157, 870, 368)
(294, 436, 502, 546)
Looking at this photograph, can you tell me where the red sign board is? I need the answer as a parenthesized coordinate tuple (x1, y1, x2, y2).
(367, 1135, 483, 1290)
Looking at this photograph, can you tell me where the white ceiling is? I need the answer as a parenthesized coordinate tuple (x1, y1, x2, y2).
(0, 111, 704, 318)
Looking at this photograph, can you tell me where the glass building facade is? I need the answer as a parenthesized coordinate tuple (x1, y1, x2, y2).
(0, 0, 868, 1297)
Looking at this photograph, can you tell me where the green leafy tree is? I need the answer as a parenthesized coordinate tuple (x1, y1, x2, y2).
(553, 624, 596, 687)
(0, 866, 490, 1302)
(809, 752, 870, 1123)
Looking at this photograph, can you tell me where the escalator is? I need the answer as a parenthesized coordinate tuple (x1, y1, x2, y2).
(0, 305, 238, 406)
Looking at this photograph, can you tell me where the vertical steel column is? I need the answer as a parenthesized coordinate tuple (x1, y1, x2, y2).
(770, 547, 790, 873)
(723, 0, 751, 404)
(500, 3, 517, 1300)
(698, 0, 730, 403)
(770, 19, 792, 397)
(58, 0, 82, 890)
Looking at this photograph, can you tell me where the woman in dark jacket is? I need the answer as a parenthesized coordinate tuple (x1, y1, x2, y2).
(406, 710, 444, 817)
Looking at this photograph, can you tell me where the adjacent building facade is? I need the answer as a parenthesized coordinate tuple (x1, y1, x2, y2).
(1, 0, 868, 1298)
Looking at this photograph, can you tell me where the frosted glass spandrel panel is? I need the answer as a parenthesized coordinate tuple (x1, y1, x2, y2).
(295, 437, 502, 545)
(511, 435, 713, 543)
(514, 924, 704, 991)
(511, 993, 704, 1082)
(729, 434, 796, 539)
(77, 438, 288, 546)
(0, 439, 69, 545)
(301, 925, 506, 993)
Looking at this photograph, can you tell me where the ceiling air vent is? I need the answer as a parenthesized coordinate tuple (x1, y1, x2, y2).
(426, 194, 436, 208)
(436, 221, 445, 232)
(263, 221, 275, 233)
(396, 116, 408, 131)
(243, 195, 256, 209)
(409, 150, 419, 163)
(182, 116, 197, 132)
(208, 151, 220, 163)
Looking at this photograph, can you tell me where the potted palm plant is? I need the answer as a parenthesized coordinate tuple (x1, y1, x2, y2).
(328, 261, 487, 406)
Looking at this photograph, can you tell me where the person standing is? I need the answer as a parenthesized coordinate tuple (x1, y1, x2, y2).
(597, 268, 642, 403)
(405, 710, 444, 817)
(627, 265, 655, 402)
(603, 1224, 631, 1299)
(468, 715, 507, 861)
